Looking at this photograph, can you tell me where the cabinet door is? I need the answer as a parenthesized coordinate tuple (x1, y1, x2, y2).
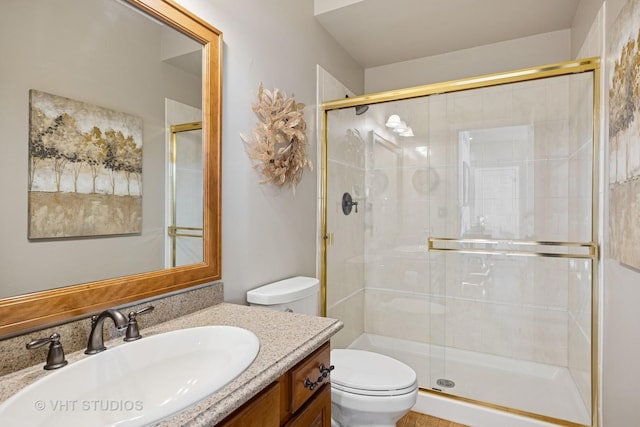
(285, 383, 331, 427)
(218, 381, 280, 427)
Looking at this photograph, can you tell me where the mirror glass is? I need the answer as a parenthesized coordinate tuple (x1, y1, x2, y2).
(0, 0, 221, 336)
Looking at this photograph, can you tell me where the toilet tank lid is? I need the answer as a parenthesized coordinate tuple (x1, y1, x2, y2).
(247, 276, 319, 305)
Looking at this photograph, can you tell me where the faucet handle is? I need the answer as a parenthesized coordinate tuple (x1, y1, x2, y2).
(26, 332, 68, 370)
(124, 305, 154, 342)
(132, 305, 154, 317)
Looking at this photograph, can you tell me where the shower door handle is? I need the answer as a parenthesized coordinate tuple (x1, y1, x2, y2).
(323, 233, 334, 246)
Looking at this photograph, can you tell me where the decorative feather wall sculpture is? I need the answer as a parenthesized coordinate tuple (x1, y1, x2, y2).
(241, 84, 312, 187)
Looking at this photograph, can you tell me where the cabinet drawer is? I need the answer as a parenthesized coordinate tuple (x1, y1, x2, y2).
(285, 383, 331, 427)
(289, 342, 331, 413)
(218, 381, 280, 427)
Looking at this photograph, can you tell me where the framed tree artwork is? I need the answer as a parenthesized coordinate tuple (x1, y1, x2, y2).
(28, 90, 143, 239)
(608, 0, 640, 269)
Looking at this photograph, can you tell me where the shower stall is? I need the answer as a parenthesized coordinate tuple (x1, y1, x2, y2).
(320, 58, 599, 427)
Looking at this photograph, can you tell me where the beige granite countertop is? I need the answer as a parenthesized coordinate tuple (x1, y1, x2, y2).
(0, 302, 343, 426)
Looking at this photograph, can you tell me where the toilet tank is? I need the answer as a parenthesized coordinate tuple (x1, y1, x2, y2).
(246, 276, 320, 315)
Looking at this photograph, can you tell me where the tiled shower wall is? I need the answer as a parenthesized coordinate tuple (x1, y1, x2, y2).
(325, 121, 366, 349)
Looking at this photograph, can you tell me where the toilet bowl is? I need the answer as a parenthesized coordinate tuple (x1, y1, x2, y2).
(330, 349, 418, 427)
(246, 276, 419, 427)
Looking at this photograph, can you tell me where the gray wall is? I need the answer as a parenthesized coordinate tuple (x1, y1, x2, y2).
(364, 30, 572, 93)
(174, 0, 364, 304)
(598, 0, 640, 426)
(572, 0, 640, 425)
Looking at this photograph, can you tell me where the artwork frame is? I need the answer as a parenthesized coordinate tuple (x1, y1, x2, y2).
(28, 90, 143, 239)
(608, 0, 640, 269)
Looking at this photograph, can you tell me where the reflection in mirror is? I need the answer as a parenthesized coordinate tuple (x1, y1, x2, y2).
(0, 0, 222, 337)
(459, 125, 533, 240)
(364, 132, 403, 243)
(2, 0, 202, 296)
(369, 132, 401, 195)
(167, 117, 203, 267)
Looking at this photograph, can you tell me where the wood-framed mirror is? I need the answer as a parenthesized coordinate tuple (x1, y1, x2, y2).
(0, 0, 222, 338)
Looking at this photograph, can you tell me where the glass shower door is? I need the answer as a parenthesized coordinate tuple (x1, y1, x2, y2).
(322, 58, 598, 427)
(427, 72, 596, 426)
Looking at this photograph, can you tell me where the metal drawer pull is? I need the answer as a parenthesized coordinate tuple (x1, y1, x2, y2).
(319, 363, 334, 378)
(304, 363, 335, 390)
(304, 378, 317, 391)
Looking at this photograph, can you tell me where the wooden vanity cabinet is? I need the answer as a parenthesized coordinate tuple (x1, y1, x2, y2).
(219, 342, 331, 427)
(281, 341, 332, 426)
(218, 381, 281, 426)
(283, 383, 331, 427)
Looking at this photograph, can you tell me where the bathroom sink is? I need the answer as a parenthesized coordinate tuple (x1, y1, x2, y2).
(0, 325, 260, 427)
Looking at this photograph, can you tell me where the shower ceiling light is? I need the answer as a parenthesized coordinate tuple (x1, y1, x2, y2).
(399, 127, 414, 137)
(386, 114, 412, 136)
(415, 146, 429, 157)
(385, 114, 401, 128)
(394, 121, 408, 133)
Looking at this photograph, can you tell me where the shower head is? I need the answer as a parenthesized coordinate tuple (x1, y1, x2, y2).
(345, 94, 369, 116)
(355, 105, 369, 115)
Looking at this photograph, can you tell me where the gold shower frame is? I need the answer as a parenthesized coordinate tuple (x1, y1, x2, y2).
(320, 57, 601, 427)
(169, 121, 204, 267)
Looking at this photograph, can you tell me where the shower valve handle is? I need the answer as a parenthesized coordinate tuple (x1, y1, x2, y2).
(342, 192, 358, 215)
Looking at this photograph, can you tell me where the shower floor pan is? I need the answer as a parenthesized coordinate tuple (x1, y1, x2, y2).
(349, 333, 590, 426)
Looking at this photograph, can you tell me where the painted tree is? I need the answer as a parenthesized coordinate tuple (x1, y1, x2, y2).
(609, 38, 637, 139)
(83, 126, 107, 193)
(120, 135, 142, 196)
(65, 121, 90, 193)
(50, 113, 83, 192)
(103, 129, 125, 195)
(28, 108, 62, 190)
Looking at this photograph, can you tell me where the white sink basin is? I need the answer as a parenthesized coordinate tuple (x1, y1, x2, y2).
(0, 325, 260, 426)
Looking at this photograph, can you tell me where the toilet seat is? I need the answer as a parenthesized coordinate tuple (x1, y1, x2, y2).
(330, 349, 418, 396)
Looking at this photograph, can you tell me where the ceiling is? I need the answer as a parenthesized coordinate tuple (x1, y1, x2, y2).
(315, 0, 581, 68)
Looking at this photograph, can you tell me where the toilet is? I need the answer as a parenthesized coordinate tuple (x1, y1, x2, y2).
(247, 276, 418, 427)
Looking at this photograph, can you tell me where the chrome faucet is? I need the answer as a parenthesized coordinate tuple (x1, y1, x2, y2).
(85, 309, 128, 354)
